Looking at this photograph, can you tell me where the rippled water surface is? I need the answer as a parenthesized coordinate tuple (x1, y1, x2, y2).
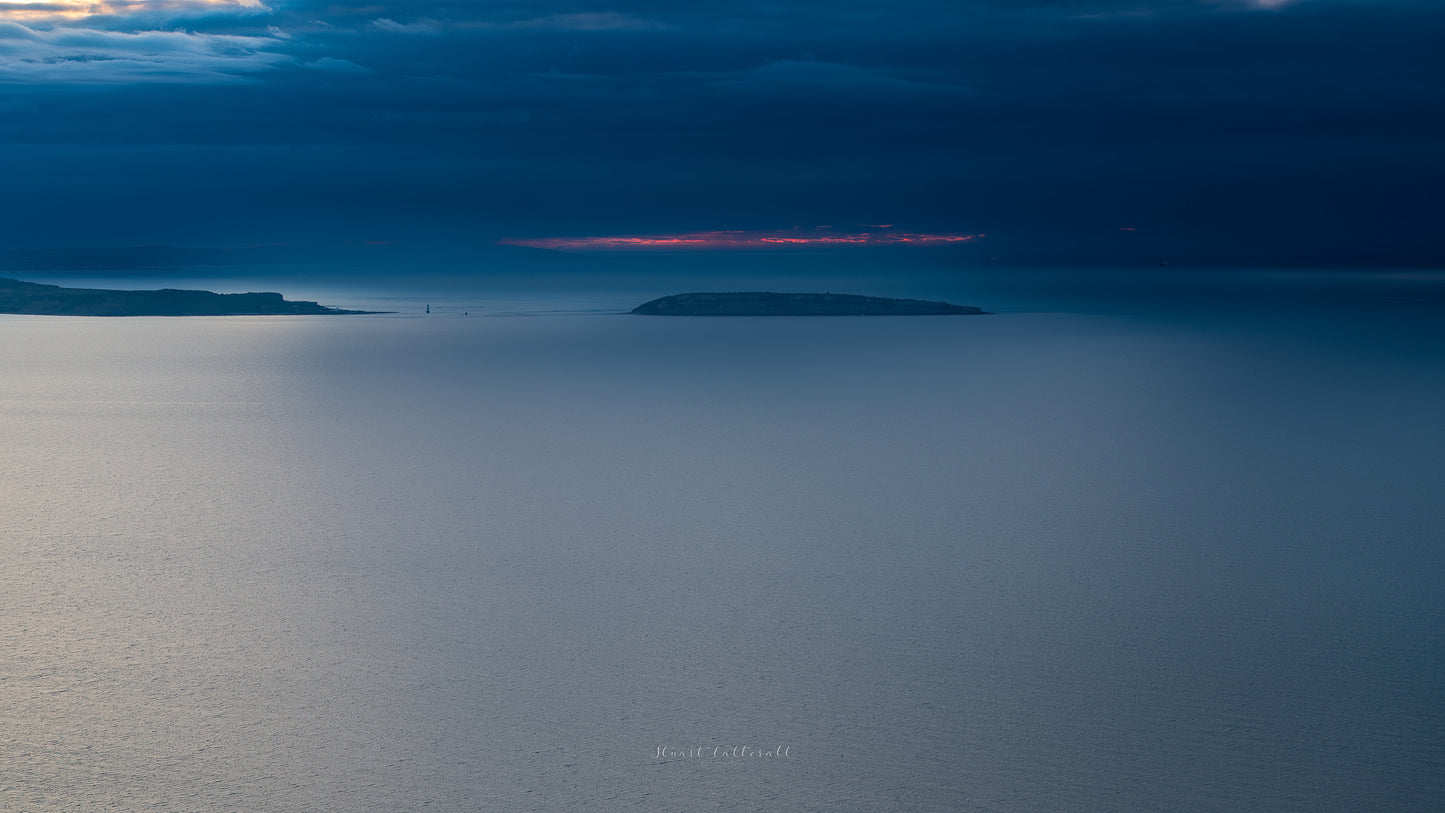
(3, 275, 1443, 810)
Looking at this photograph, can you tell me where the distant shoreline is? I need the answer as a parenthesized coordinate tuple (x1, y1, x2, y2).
(0, 277, 382, 316)
(632, 292, 987, 316)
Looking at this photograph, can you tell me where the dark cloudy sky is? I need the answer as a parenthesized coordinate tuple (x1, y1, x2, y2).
(1, 0, 1441, 258)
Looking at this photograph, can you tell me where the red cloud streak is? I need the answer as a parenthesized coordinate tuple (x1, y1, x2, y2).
(499, 229, 983, 250)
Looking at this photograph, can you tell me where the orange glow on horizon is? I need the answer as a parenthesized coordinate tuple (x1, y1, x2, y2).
(500, 229, 984, 250)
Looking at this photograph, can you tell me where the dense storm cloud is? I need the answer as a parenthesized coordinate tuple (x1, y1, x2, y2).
(1, 0, 1440, 257)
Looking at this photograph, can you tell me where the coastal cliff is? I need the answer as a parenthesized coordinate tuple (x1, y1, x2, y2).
(0, 278, 375, 316)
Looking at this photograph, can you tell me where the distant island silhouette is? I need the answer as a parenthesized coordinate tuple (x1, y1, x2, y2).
(0, 277, 378, 316)
(632, 292, 987, 316)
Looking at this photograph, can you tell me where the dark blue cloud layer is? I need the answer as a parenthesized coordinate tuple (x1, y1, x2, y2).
(1, 1, 1440, 257)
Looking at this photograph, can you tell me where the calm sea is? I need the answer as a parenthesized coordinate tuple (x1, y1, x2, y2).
(3, 269, 1442, 811)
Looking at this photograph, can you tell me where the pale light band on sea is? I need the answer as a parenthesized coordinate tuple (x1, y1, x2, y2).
(2, 268, 1443, 810)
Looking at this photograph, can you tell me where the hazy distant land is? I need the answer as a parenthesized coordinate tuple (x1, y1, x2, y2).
(632, 291, 986, 315)
(0, 277, 376, 316)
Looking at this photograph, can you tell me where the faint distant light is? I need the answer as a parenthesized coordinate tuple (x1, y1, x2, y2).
(1119, 227, 1138, 231)
(499, 228, 984, 250)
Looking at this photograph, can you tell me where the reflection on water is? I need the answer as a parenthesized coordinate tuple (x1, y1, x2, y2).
(2, 271, 1442, 811)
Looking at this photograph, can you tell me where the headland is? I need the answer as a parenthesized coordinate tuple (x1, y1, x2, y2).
(0, 277, 378, 316)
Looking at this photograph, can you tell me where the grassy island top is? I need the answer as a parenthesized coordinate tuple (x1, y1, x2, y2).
(0, 277, 377, 316)
(631, 291, 986, 316)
